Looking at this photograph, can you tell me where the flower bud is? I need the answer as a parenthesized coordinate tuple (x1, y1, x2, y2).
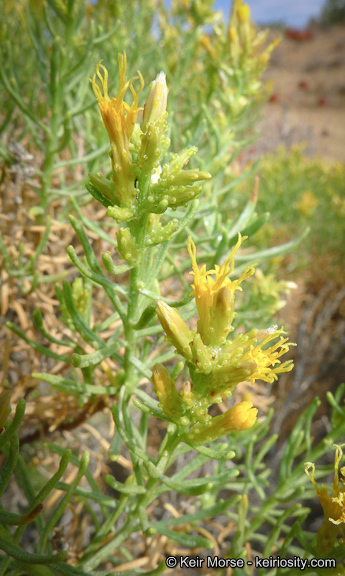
(145, 219, 178, 246)
(305, 445, 345, 554)
(152, 364, 183, 419)
(88, 172, 118, 205)
(186, 401, 257, 443)
(165, 169, 212, 187)
(72, 278, 91, 319)
(237, 3, 250, 24)
(228, 26, 240, 63)
(191, 359, 257, 398)
(156, 301, 193, 361)
(107, 206, 134, 223)
(189, 333, 214, 373)
(138, 119, 170, 174)
(206, 286, 235, 345)
(116, 228, 139, 265)
(142, 72, 169, 132)
(90, 55, 144, 209)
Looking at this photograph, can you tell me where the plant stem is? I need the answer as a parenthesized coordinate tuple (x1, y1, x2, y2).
(122, 174, 152, 392)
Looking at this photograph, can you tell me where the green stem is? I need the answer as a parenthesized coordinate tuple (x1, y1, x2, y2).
(80, 517, 135, 571)
(122, 173, 151, 392)
(134, 430, 180, 515)
(81, 430, 180, 571)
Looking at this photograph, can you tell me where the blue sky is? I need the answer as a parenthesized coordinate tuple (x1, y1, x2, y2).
(214, 0, 326, 27)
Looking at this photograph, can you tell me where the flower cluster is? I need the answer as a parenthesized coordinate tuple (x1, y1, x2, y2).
(305, 445, 345, 554)
(153, 235, 294, 444)
(87, 53, 211, 258)
(198, 0, 279, 121)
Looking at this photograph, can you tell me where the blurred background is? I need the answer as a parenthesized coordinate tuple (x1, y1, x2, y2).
(213, 0, 326, 27)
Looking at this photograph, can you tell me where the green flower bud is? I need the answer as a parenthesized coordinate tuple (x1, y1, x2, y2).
(165, 169, 212, 187)
(107, 206, 134, 223)
(205, 286, 235, 345)
(142, 72, 169, 132)
(130, 123, 143, 153)
(189, 333, 214, 373)
(138, 119, 170, 175)
(145, 218, 178, 245)
(166, 185, 202, 207)
(185, 401, 257, 444)
(149, 147, 211, 208)
(165, 147, 198, 174)
(156, 301, 194, 361)
(116, 228, 139, 265)
(89, 172, 118, 205)
(72, 278, 91, 320)
(152, 364, 183, 419)
(190, 360, 257, 399)
(137, 71, 170, 175)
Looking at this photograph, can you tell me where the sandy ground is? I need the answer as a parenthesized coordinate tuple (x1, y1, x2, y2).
(257, 24, 345, 162)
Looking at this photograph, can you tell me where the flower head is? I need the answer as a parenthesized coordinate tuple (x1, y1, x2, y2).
(188, 234, 255, 345)
(305, 445, 345, 553)
(241, 327, 294, 385)
(90, 53, 143, 146)
(154, 234, 294, 444)
(90, 53, 144, 207)
(186, 401, 257, 443)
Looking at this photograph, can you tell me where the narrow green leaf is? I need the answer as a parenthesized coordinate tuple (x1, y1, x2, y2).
(6, 322, 72, 365)
(105, 475, 145, 495)
(0, 538, 66, 564)
(153, 525, 213, 549)
(32, 373, 117, 397)
(71, 340, 123, 369)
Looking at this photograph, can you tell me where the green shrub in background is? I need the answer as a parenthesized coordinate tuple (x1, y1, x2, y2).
(234, 146, 345, 278)
(320, 0, 345, 25)
(1, 1, 345, 575)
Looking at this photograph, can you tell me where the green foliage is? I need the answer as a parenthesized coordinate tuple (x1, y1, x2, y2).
(236, 146, 345, 277)
(1, 1, 344, 574)
(320, 0, 345, 25)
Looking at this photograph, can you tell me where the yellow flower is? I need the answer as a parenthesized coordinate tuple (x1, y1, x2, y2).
(305, 445, 345, 553)
(188, 234, 255, 345)
(294, 191, 319, 217)
(90, 53, 144, 207)
(186, 401, 257, 443)
(241, 327, 294, 385)
(237, 3, 251, 24)
(189, 326, 294, 400)
(199, 34, 219, 61)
